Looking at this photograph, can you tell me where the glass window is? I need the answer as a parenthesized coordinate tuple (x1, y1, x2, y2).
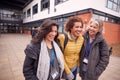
(33, 4, 38, 15)
(107, 1, 113, 9)
(27, 9, 31, 17)
(113, 3, 117, 11)
(93, 14, 99, 19)
(55, 0, 68, 5)
(41, 0, 50, 11)
(99, 16, 105, 21)
(23, 12, 26, 18)
(106, 0, 120, 12)
(114, 0, 118, 3)
(93, 14, 105, 21)
(8, 14, 11, 18)
(58, 24, 63, 33)
(63, 17, 69, 21)
(55, 0, 61, 5)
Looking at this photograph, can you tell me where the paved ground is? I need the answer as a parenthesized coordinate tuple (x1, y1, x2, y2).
(0, 34, 120, 80)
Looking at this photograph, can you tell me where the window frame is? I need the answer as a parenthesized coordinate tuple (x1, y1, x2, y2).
(33, 4, 38, 15)
(27, 8, 31, 17)
(41, 0, 50, 11)
(106, 0, 120, 12)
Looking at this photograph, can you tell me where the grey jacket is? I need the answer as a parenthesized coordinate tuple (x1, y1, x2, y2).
(79, 32, 110, 80)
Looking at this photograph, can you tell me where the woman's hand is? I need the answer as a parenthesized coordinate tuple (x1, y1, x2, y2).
(67, 72, 74, 80)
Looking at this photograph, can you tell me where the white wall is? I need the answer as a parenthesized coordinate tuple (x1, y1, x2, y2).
(88, 0, 120, 17)
(23, 0, 120, 23)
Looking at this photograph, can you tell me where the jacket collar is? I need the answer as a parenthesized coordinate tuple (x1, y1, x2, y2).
(84, 31, 104, 45)
(67, 32, 82, 41)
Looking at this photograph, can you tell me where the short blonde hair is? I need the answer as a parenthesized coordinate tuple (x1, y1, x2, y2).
(88, 19, 104, 33)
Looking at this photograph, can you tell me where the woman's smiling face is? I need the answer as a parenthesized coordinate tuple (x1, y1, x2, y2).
(70, 22, 83, 38)
(88, 22, 100, 37)
(45, 26, 58, 42)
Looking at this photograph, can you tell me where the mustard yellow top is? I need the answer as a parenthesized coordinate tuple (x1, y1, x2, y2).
(58, 32, 84, 74)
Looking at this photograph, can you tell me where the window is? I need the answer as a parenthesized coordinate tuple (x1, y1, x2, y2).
(105, 16, 119, 23)
(55, 0, 61, 5)
(92, 14, 105, 21)
(114, 0, 118, 3)
(63, 17, 69, 21)
(58, 24, 63, 33)
(27, 9, 31, 17)
(106, 0, 120, 12)
(33, 4, 38, 15)
(107, 0, 113, 9)
(55, 18, 63, 22)
(41, 0, 50, 11)
(113, 3, 117, 11)
(55, 0, 68, 5)
(23, 12, 26, 19)
(107, 17, 114, 22)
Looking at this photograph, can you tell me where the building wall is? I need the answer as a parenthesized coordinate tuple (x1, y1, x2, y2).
(76, 12, 92, 33)
(77, 12, 92, 24)
(23, 0, 120, 23)
(78, 13, 120, 45)
(75, 12, 120, 45)
(24, 12, 120, 45)
(24, 30, 31, 35)
(103, 22, 120, 45)
(23, 0, 120, 45)
(87, 0, 120, 17)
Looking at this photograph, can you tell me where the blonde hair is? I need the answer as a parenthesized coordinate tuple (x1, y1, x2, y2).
(87, 18, 104, 33)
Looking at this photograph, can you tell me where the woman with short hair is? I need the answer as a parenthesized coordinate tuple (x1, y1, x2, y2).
(79, 19, 110, 80)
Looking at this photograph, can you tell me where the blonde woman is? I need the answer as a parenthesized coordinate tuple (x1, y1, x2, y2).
(79, 19, 110, 80)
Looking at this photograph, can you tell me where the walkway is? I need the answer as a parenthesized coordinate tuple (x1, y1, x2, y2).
(0, 34, 120, 80)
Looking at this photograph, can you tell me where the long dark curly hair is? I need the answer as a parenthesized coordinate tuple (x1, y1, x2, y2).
(31, 19, 59, 43)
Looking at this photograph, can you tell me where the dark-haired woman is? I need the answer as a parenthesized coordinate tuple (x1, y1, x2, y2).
(23, 19, 64, 80)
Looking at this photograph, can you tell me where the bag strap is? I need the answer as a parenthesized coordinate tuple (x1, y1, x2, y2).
(63, 33, 68, 49)
(56, 33, 68, 51)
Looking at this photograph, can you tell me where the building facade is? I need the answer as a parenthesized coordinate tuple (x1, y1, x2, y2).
(23, 0, 120, 44)
(0, 9, 23, 33)
(0, 0, 119, 44)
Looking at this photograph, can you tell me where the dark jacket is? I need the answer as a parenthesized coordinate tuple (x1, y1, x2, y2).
(79, 32, 110, 80)
(23, 42, 40, 80)
(23, 42, 61, 80)
(31, 30, 38, 38)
